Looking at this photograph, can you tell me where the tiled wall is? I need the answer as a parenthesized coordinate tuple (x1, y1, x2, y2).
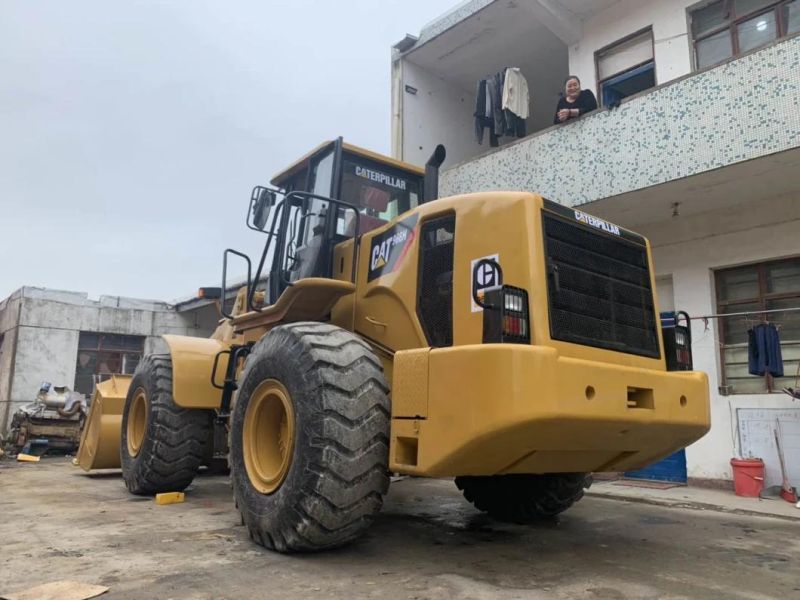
(440, 36, 800, 206)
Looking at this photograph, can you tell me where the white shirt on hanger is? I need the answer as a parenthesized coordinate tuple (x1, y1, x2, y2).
(501, 68, 530, 120)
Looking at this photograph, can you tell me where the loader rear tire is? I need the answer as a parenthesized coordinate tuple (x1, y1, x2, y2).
(230, 322, 390, 553)
(121, 354, 213, 495)
(455, 473, 591, 523)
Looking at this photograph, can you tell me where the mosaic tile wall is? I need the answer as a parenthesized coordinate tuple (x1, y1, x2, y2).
(439, 36, 800, 207)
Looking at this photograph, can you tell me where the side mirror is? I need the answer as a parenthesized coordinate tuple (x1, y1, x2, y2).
(249, 186, 276, 231)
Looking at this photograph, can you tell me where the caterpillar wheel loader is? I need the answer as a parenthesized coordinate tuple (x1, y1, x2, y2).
(78, 137, 710, 552)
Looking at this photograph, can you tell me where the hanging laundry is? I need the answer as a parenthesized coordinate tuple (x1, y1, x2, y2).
(473, 77, 499, 147)
(490, 71, 506, 140)
(474, 79, 488, 143)
(501, 67, 529, 138)
(474, 68, 528, 145)
(503, 108, 526, 138)
(748, 323, 784, 377)
(485, 77, 492, 118)
(501, 67, 530, 119)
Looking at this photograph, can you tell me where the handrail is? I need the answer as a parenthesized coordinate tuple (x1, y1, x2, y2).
(221, 249, 252, 319)
(250, 190, 362, 313)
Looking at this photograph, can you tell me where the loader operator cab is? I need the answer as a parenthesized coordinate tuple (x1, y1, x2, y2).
(246, 138, 426, 306)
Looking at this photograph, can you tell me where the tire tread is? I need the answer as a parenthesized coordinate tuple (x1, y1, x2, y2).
(232, 322, 390, 552)
(455, 473, 591, 523)
(121, 354, 212, 495)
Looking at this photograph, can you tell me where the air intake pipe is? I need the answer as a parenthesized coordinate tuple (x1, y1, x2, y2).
(422, 144, 446, 203)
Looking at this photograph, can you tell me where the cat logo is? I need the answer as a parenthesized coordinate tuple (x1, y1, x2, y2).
(367, 214, 418, 282)
(370, 230, 407, 271)
(470, 253, 500, 312)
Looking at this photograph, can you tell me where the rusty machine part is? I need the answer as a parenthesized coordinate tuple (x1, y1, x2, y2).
(8, 382, 90, 453)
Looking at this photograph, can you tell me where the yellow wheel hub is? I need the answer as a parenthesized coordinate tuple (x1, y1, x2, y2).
(127, 387, 148, 457)
(243, 379, 296, 494)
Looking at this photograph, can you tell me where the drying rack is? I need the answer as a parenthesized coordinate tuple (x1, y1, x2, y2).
(685, 306, 800, 394)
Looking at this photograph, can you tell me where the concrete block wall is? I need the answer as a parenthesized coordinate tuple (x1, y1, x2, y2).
(11, 327, 79, 413)
(0, 291, 22, 433)
(0, 287, 218, 432)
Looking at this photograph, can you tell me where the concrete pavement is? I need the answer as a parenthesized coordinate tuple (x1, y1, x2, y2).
(588, 479, 800, 521)
(1, 457, 799, 599)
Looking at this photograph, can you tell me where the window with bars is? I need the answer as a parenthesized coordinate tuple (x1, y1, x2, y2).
(715, 258, 800, 394)
(74, 332, 145, 395)
(690, 0, 800, 70)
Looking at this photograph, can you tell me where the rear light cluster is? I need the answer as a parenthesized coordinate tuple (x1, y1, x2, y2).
(483, 286, 531, 344)
(662, 311, 693, 371)
(673, 329, 692, 367)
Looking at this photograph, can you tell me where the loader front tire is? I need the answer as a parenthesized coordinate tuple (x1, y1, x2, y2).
(455, 473, 591, 523)
(230, 322, 390, 553)
(121, 354, 212, 495)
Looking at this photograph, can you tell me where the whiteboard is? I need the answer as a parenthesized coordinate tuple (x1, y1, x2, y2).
(738, 408, 800, 489)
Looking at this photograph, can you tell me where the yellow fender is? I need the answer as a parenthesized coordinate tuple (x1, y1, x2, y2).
(76, 375, 131, 470)
(163, 335, 231, 408)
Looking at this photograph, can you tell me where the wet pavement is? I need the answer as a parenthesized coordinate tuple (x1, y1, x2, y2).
(1, 457, 799, 599)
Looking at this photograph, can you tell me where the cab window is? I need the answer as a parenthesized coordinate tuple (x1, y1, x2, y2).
(338, 153, 422, 235)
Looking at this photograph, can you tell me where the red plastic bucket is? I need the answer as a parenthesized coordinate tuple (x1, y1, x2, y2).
(730, 458, 765, 497)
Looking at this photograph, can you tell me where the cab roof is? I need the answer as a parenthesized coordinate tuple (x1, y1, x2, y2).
(270, 140, 424, 188)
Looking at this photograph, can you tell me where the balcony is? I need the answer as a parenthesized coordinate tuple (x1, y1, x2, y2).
(437, 34, 800, 227)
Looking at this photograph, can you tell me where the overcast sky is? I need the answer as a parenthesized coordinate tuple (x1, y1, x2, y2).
(0, 0, 456, 302)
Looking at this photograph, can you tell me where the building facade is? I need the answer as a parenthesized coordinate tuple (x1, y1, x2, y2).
(0, 286, 219, 433)
(393, 0, 800, 487)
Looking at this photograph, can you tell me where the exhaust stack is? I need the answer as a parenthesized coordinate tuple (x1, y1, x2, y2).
(423, 144, 446, 203)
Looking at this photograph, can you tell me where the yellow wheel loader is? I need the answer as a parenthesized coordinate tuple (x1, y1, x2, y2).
(78, 137, 710, 552)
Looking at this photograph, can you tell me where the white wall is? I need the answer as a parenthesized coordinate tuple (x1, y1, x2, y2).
(569, 0, 695, 97)
(637, 195, 800, 482)
(399, 60, 478, 168)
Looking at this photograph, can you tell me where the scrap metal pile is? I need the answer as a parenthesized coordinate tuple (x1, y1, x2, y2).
(7, 382, 89, 454)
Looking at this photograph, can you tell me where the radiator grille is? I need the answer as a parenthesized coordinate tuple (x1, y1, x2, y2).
(543, 212, 660, 358)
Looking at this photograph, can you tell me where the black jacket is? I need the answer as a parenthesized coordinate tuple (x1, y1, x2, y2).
(553, 89, 598, 124)
(474, 75, 505, 146)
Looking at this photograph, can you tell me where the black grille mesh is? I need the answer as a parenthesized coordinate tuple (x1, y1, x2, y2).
(543, 213, 660, 358)
(418, 216, 455, 347)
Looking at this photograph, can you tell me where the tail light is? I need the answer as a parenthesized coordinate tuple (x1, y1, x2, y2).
(662, 311, 693, 371)
(672, 326, 693, 369)
(482, 286, 531, 344)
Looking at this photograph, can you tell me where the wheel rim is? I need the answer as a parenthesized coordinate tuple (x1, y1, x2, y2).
(127, 387, 148, 457)
(243, 379, 296, 494)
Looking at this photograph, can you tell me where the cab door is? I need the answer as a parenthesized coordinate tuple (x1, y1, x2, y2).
(269, 140, 345, 300)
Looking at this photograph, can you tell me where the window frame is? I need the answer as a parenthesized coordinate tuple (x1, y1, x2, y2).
(715, 257, 800, 393)
(690, 0, 798, 70)
(594, 27, 657, 107)
(74, 332, 145, 395)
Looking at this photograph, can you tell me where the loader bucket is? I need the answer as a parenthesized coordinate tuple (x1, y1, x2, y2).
(76, 375, 132, 470)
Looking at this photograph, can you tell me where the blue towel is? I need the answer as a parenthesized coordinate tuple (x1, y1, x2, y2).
(748, 323, 784, 377)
